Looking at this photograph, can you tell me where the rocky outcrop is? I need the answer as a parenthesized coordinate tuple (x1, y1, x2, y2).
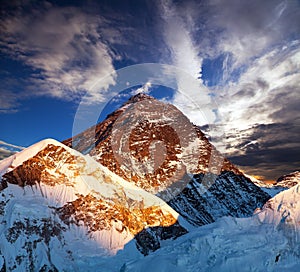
(276, 171, 300, 188)
(167, 171, 270, 226)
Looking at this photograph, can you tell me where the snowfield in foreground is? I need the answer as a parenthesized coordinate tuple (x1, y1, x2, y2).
(123, 184, 300, 272)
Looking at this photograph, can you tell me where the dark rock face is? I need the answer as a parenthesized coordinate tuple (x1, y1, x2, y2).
(135, 224, 188, 256)
(1, 215, 63, 271)
(167, 171, 271, 226)
(64, 94, 271, 226)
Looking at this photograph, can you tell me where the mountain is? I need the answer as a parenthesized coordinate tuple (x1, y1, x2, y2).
(276, 171, 300, 188)
(256, 183, 300, 231)
(0, 139, 187, 271)
(64, 93, 271, 226)
(121, 182, 300, 272)
(244, 173, 286, 197)
(0, 95, 296, 271)
(0, 140, 24, 160)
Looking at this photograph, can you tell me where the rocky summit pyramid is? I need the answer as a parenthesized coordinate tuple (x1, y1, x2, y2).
(0, 139, 187, 271)
(64, 93, 270, 226)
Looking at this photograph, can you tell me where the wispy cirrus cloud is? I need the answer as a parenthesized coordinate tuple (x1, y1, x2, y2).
(0, 139, 24, 160)
(0, 90, 20, 113)
(192, 0, 300, 81)
(158, 0, 215, 126)
(0, 2, 116, 105)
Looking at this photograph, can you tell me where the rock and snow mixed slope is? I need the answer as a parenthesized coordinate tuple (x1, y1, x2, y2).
(64, 94, 270, 226)
(63, 94, 241, 191)
(256, 181, 300, 234)
(0, 139, 187, 271)
(122, 183, 300, 272)
(276, 171, 300, 188)
(245, 171, 300, 198)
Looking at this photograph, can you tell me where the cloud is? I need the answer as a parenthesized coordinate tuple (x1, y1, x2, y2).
(228, 123, 300, 180)
(163, 0, 300, 180)
(0, 148, 15, 160)
(0, 2, 116, 105)
(201, 122, 300, 180)
(0, 140, 24, 150)
(158, 0, 215, 126)
(130, 82, 152, 96)
(206, 44, 300, 179)
(217, 43, 300, 131)
(223, 0, 298, 59)
(0, 90, 20, 113)
(179, 0, 300, 84)
(0, 139, 24, 160)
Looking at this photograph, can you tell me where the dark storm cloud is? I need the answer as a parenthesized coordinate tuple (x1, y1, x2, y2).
(226, 123, 300, 180)
(269, 86, 300, 124)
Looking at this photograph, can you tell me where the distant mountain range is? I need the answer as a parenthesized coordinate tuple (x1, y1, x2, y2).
(0, 94, 299, 271)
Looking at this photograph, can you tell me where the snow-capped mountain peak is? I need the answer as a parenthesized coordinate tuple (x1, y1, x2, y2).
(0, 139, 63, 176)
(0, 139, 187, 271)
(64, 94, 270, 226)
(256, 180, 300, 229)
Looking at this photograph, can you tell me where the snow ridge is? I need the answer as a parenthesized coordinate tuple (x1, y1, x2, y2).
(0, 139, 187, 271)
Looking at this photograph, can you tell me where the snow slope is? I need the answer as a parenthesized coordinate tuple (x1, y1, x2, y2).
(123, 184, 300, 272)
(256, 183, 300, 230)
(0, 139, 187, 271)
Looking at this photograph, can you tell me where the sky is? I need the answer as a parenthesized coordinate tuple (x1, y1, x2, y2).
(0, 0, 299, 181)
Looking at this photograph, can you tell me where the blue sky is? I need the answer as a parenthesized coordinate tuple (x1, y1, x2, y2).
(0, 0, 300, 180)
